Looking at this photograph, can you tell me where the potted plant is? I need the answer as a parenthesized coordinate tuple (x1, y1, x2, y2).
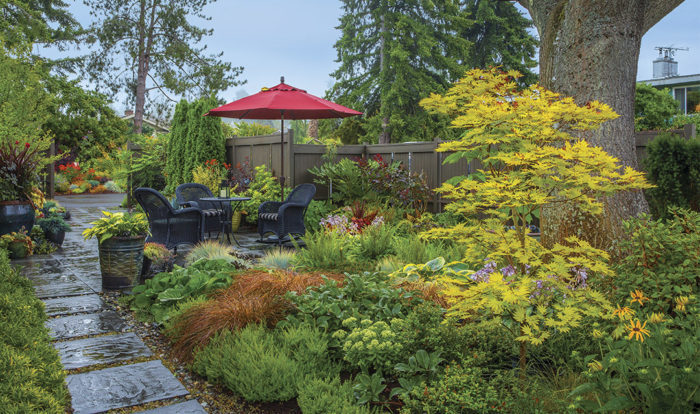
(0, 141, 43, 235)
(140, 242, 174, 281)
(0, 228, 33, 259)
(83, 211, 150, 289)
(42, 200, 70, 220)
(37, 214, 71, 246)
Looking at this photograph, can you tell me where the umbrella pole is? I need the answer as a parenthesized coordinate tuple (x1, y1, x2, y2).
(280, 111, 285, 202)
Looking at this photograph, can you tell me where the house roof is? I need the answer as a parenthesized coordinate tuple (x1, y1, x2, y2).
(121, 113, 171, 133)
(638, 73, 700, 88)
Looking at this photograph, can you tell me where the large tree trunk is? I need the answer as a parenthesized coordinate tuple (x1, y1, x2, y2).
(518, 0, 684, 253)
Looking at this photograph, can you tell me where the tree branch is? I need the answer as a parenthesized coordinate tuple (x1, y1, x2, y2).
(642, 0, 684, 34)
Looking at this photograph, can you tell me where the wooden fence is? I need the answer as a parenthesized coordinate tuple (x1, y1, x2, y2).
(225, 124, 697, 211)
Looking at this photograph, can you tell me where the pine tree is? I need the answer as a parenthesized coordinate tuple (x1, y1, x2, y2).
(328, 0, 537, 143)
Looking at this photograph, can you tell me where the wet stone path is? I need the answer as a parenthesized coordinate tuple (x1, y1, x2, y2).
(13, 194, 206, 414)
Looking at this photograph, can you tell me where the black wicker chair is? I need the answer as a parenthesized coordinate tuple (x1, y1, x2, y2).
(175, 183, 224, 237)
(258, 183, 316, 244)
(134, 187, 204, 252)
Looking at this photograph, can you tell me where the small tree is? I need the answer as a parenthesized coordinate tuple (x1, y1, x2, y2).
(419, 68, 651, 376)
(164, 99, 189, 192)
(634, 83, 680, 131)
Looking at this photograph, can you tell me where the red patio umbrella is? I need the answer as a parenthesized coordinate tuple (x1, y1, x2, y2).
(205, 77, 362, 200)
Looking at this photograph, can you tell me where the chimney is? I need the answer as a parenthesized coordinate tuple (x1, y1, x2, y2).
(124, 109, 134, 117)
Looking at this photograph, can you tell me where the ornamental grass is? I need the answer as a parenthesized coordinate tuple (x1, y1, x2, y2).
(167, 270, 343, 362)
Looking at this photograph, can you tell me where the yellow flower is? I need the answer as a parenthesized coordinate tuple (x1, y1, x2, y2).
(649, 312, 666, 323)
(630, 290, 649, 306)
(626, 319, 651, 342)
(613, 305, 634, 320)
(587, 360, 603, 372)
(675, 296, 689, 312)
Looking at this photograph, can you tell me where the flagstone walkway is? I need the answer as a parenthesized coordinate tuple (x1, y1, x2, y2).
(13, 194, 207, 414)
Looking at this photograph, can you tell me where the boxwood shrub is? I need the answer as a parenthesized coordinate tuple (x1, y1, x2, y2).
(0, 250, 67, 412)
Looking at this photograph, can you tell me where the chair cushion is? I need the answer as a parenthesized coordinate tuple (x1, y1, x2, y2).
(259, 212, 279, 221)
(202, 209, 223, 217)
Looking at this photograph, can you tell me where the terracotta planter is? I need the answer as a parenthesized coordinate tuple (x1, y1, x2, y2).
(0, 201, 35, 236)
(98, 235, 146, 290)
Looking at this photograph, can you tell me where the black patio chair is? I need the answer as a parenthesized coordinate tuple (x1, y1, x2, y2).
(175, 183, 223, 237)
(258, 183, 316, 244)
(134, 187, 204, 252)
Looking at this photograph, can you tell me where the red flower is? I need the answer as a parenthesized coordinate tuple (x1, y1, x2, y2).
(25, 143, 30, 148)
(14, 140, 19, 145)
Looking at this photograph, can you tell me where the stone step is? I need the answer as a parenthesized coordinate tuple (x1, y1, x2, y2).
(46, 311, 126, 340)
(54, 332, 152, 370)
(66, 360, 189, 414)
(42, 294, 104, 317)
(135, 400, 207, 414)
(35, 281, 94, 299)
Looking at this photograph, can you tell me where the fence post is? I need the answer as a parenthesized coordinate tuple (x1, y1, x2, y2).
(684, 123, 697, 139)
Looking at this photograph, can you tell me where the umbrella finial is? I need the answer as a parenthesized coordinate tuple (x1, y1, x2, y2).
(281, 76, 285, 84)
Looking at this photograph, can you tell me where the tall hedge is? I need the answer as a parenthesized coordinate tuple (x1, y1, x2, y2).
(165, 99, 190, 193)
(644, 132, 700, 219)
(166, 97, 225, 192)
(0, 251, 67, 412)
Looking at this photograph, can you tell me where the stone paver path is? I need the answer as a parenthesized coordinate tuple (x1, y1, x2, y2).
(13, 194, 206, 414)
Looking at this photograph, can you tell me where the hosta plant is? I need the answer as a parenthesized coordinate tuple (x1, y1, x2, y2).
(82, 211, 149, 243)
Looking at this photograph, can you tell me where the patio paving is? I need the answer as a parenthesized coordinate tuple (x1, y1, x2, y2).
(13, 193, 207, 413)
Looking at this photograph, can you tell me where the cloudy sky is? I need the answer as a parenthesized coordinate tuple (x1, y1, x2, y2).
(40, 1, 700, 108)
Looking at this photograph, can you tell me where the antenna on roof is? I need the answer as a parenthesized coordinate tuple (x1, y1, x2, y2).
(654, 46, 689, 58)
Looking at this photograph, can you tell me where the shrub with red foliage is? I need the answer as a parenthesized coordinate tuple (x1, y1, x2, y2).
(166, 270, 343, 362)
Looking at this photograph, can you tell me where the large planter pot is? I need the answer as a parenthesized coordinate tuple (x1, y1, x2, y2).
(98, 235, 146, 290)
(46, 230, 66, 246)
(0, 201, 35, 236)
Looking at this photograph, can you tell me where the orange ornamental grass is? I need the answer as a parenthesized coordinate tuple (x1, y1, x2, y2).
(167, 270, 344, 362)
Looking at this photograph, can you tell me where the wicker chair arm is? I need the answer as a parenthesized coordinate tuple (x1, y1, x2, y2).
(173, 207, 204, 219)
(180, 200, 200, 209)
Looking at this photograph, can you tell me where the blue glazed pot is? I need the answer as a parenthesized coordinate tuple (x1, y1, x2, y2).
(0, 201, 35, 235)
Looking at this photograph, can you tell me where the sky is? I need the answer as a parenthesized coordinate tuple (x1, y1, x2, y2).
(38, 1, 700, 112)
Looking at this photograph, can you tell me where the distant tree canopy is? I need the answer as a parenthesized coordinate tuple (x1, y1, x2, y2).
(82, 0, 244, 134)
(0, 0, 80, 49)
(634, 83, 680, 131)
(327, 0, 538, 143)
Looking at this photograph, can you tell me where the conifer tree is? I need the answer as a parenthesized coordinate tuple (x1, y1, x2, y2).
(165, 99, 189, 192)
(328, 0, 537, 143)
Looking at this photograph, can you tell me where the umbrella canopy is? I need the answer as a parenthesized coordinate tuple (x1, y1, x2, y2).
(205, 80, 363, 120)
(205, 77, 362, 202)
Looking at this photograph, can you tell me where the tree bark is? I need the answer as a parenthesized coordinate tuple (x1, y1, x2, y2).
(134, 0, 159, 134)
(518, 0, 684, 253)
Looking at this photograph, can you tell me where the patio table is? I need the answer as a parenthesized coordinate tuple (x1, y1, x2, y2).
(200, 197, 251, 246)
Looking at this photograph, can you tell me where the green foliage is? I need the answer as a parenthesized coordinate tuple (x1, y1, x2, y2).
(81, 0, 243, 127)
(0, 251, 67, 413)
(349, 223, 396, 262)
(283, 272, 423, 352)
(304, 200, 336, 232)
(291, 230, 354, 271)
(333, 318, 403, 373)
(309, 158, 368, 205)
(352, 372, 387, 405)
(231, 121, 277, 136)
(130, 258, 237, 323)
(129, 133, 168, 191)
(613, 209, 699, 313)
(671, 113, 700, 129)
(391, 237, 464, 265)
(185, 97, 226, 182)
(635, 83, 680, 131)
(242, 164, 281, 223)
(0, 0, 79, 49)
(192, 323, 337, 402)
(401, 365, 520, 413)
(644, 133, 700, 218)
(82, 211, 149, 243)
(184, 241, 249, 267)
(298, 375, 375, 414)
(165, 100, 189, 192)
(36, 214, 70, 235)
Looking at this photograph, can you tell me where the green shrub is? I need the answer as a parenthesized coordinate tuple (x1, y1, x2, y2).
(333, 318, 403, 374)
(614, 209, 699, 312)
(0, 251, 67, 413)
(192, 323, 337, 402)
(242, 165, 281, 223)
(131, 258, 238, 323)
(392, 236, 464, 265)
(634, 83, 679, 131)
(644, 133, 700, 218)
(292, 230, 354, 271)
(671, 113, 700, 129)
(283, 272, 423, 353)
(401, 365, 519, 413)
(297, 376, 375, 414)
(304, 199, 336, 232)
(349, 223, 396, 262)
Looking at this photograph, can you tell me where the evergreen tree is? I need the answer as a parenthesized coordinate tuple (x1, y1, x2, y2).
(192, 96, 225, 170)
(328, 0, 537, 143)
(165, 99, 189, 192)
